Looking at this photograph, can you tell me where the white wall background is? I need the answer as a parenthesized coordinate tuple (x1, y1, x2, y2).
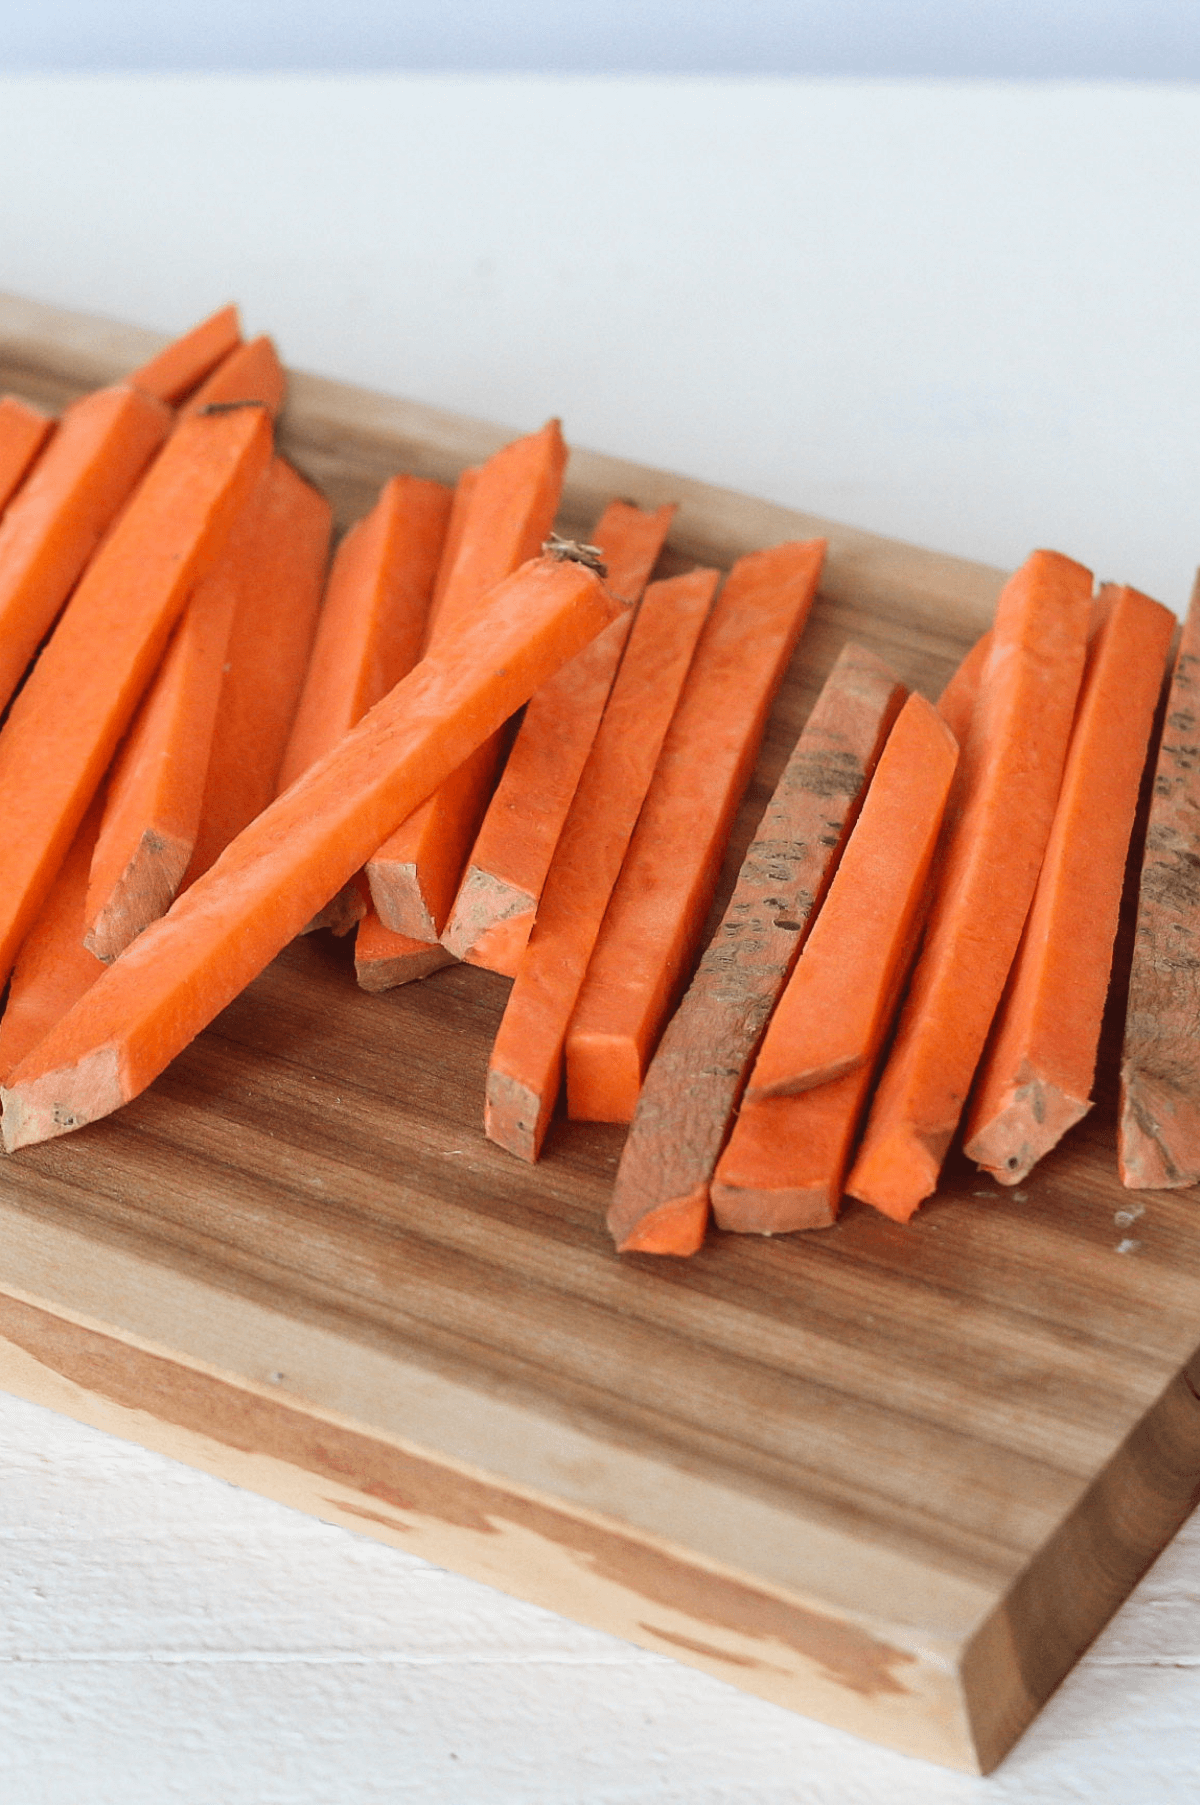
(1, 0, 1198, 77)
(5, 74, 1200, 610)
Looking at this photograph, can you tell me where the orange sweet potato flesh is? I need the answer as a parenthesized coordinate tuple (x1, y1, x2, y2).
(83, 556, 242, 961)
(714, 1068, 877, 1241)
(366, 422, 567, 939)
(355, 901, 455, 991)
(441, 614, 633, 975)
(712, 692, 958, 1235)
(346, 468, 484, 976)
(965, 584, 1174, 1185)
(485, 568, 717, 1162)
(937, 630, 991, 746)
(443, 500, 672, 976)
(127, 305, 242, 405)
(369, 737, 505, 941)
(565, 538, 826, 1125)
(590, 499, 676, 604)
(0, 403, 272, 992)
(746, 693, 960, 1104)
(429, 467, 478, 614)
(0, 384, 171, 713)
(182, 458, 332, 884)
(607, 642, 906, 1255)
(0, 556, 620, 1150)
(278, 474, 452, 792)
(424, 426, 565, 642)
(179, 336, 287, 421)
(281, 473, 451, 937)
(0, 795, 106, 1085)
(846, 548, 1094, 1222)
(0, 395, 54, 514)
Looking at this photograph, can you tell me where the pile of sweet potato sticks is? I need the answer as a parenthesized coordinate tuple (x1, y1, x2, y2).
(0, 305, 1195, 1257)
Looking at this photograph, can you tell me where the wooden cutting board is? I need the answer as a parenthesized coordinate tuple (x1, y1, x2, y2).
(0, 291, 1196, 1776)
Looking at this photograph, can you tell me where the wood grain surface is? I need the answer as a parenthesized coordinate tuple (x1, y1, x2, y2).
(0, 291, 1197, 1774)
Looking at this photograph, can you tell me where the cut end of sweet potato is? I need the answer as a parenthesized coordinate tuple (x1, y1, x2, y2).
(2, 1044, 126, 1151)
(566, 1032, 642, 1123)
(85, 829, 191, 963)
(964, 1069, 1091, 1186)
(485, 1067, 553, 1163)
(354, 936, 455, 992)
(845, 1125, 948, 1223)
(1118, 1066, 1200, 1190)
(304, 879, 369, 938)
(181, 335, 287, 422)
(442, 865, 535, 974)
(459, 908, 534, 979)
(710, 1177, 838, 1235)
(128, 304, 242, 405)
(612, 1188, 709, 1257)
(366, 854, 438, 943)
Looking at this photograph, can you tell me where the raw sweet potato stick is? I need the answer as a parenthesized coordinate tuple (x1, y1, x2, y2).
(278, 474, 453, 791)
(0, 453, 314, 1055)
(178, 335, 287, 421)
(964, 583, 1174, 1184)
(0, 554, 620, 1150)
(0, 795, 106, 1084)
(0, 384, 171, 712)
(351, 458, 554, 987)
(587, 499, 676, 606)
(0, 402, 271, 991)
(937, 630, 991, 746)
(746, 692, 961, 1102)
(127, 305, 241, 405)
(182, 458, 332, 884)
(934, 627, 994, 845)
(355, 901, 455, 992)
(443, 499, 674, 975)
(1117, 573, 1200, 1188)
(351, 468, 481, 977)
(429, 467, 478, 615)
(367, 741, 497, 939)
(0, 395, 54, 514)
(423, 433, 563, 641)
(366, 422, 567, 940)
(0, 305, 244, 701)
(485, 567, 718, 1161)
(278, 472, 452, 936)
(440, 616, 632, 976)
(82, 539, 245, 961)
(846, 549, 1094, 1222)
(711, 693, 959, 1238)
(565, 538, 826, 1124)
(351, 902, 457, 990)
(608, 642, 906, 1256)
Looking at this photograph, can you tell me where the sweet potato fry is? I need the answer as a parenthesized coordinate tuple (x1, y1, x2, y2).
(608, 642, 905, 1255)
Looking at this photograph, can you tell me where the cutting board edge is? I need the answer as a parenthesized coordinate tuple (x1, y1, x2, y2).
(962, 1350, 1200, 1769)
(0, 1271, 994, 1773)
(0, 1187, 1197, 1773)
(0, 1185, 1001, 1638)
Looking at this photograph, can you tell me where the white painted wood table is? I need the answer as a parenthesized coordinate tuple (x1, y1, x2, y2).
(0, 72, 1197, 1801)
